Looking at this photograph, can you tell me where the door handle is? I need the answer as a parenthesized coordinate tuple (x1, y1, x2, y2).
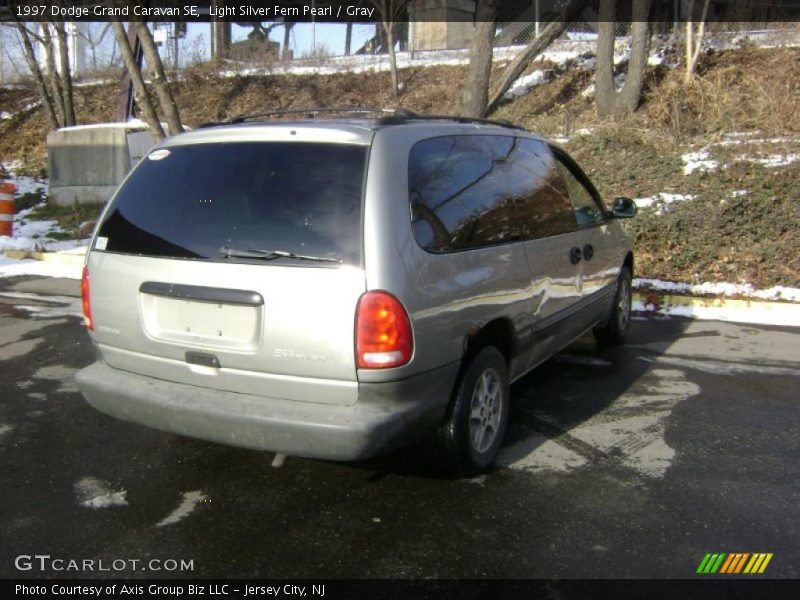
(583, 244, 594, 260)
(569, 246, 582, 265)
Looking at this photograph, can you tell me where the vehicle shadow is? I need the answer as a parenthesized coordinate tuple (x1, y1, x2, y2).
(355, 315, 694, 479)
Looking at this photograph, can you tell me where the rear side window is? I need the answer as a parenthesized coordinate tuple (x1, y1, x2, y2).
(554, 154, 606, 227)
(409, 135, 576, 253)
(96, 142, 367, 265)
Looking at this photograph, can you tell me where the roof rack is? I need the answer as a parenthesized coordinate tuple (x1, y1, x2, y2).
(377, 113, 524, 130)
(197, 107, 398, 128)
(198, 107, 523, 131)
(227, 107, 398, 124)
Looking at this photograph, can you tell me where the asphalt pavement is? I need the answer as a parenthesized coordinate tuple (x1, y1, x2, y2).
(1, 275, 798, 579)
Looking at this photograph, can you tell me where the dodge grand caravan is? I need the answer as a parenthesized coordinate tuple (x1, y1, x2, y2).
(76, 109, 636, 475)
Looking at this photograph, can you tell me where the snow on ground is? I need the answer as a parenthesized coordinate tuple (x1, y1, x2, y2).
(735, 153, 800, 168)
(634, 192, 695, 214)
(682, 132, 800, 175)
(633, 279, 800, 326)
(215, 39, 609, 80)
(682, 149, 718, 175)
(74, 477, 128, 509)
(0, 257, 83, 279)
(632, 298, 800, 327)
(2, 161, 49, 197)
(503, 70, 551, 99)
(635, 278, 800, 302)
(0, 202, 89, 254)
(1, 163, 88, 256)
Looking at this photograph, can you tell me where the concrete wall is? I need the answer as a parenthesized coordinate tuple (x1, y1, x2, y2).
(47, 124, 155, 206)
(412, 0, 476, 51)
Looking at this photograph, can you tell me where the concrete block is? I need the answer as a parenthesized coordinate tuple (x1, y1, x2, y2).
(47, 123, 156, 206)
(412, 0, 475, 51)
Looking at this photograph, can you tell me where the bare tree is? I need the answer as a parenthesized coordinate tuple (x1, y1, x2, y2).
(10, 19, 76, 128)
(110, 20, 165, 140)
(486, 0, 590, 115)
(282, 22, 293, 61)
(53, 22, 76, 126)
(345, 22, 353, 56)
(39, 23, 67, 126)
(372, 0, 406, 98)
(461, 0, 497, 118)
(135, 22, 184, 134)
(10, 21, 60, 129)
(595, 0, 651, 118)
(76, 23, 113, 72)
(684, 0, 711, 83)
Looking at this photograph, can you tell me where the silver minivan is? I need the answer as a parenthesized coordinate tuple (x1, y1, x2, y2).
(76, 110, 636, 475)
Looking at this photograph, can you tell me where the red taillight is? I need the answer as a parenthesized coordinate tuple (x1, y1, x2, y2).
(81, 266, 93, 331)
(355, 291, 413, 369)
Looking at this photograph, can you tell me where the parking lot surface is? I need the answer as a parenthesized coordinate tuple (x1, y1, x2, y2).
(1, 276, 798, 579)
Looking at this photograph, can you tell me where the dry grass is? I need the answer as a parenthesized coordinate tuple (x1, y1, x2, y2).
(644, 45, 800, 139)
(2, 45, 799, 286)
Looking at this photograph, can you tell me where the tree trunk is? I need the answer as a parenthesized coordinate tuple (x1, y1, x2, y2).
(345, 23, 352, 56)
(461, 0, 497, 118)
(685, 0, 711, 83)
(383, 21, 399, 97)
(595, 0, 617, 118)
(596, 0, 651, 118)
(135, 22, 184, 135)
(282, 23, 292, 61)
(619, 16, 651, 112)
(110, 20, 165, 141)
(41, 24, 66, 127)
(53, 22, 76, 126)
(13, 22, 60, 130)
(212, 15, 231, 60)
(486, 0, 590, 115)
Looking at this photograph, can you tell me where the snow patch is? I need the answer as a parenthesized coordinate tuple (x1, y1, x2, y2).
(2, 291, 83, 319)
(634, 278, 800, 302)
(735, 153, 800, 168)
(682, 150, 718, 175)
(74, 477, 129, 509)
(2, 161, 49, 198)
(156, 491, 209, 527)
(0, 423, 13, 436)
(634, 192, 695, 214)
(503, 70, 550, 99)
(0, 258, 83, 280)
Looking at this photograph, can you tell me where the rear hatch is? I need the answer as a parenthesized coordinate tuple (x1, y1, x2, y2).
(86, 131, 369, 406)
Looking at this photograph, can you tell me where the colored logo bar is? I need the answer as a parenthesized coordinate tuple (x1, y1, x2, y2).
(696, 553, 773, 574)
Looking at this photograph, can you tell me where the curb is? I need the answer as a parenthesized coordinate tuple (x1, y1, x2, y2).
(632, 291, 800, 327)
(3, 248, 86, 266)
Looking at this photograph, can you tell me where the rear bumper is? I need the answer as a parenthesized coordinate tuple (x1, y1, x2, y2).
(75, 361, 458, 460)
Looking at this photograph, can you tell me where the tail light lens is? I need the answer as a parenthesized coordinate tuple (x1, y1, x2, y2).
(356, 291, 412, 369)
(81, 266, 93, 331)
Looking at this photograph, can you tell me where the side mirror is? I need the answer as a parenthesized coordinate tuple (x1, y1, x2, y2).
(610, 197, 636, 219)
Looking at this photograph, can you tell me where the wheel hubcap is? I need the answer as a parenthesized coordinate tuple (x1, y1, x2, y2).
(469, 368, 503, 454)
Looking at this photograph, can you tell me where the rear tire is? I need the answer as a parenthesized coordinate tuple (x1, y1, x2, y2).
(593, 265, 632, 345)
(437, 346, 510, 476)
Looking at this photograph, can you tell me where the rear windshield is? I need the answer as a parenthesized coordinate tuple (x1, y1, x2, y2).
(96, 142, 367, 265)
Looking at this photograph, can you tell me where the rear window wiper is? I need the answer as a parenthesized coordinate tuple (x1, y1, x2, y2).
(220, 246, 343, 264)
